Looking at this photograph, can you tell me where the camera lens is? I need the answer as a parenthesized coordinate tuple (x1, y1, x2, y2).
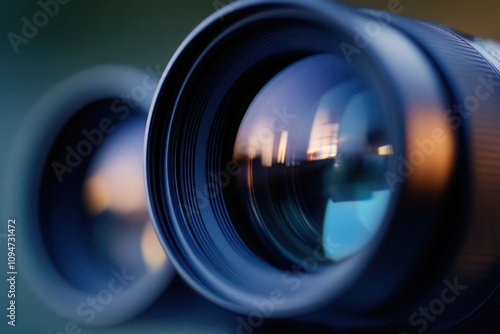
(146, 0, 500, 332)
(8, 66, 174, 325)
(231, 53, 392, 264)
(41, 105, 164, 292)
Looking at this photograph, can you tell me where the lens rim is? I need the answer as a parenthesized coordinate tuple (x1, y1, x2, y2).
(146, 0, 465, 320)
(5, 65, 175, 325)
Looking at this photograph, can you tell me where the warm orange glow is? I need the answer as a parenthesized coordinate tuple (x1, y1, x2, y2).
(406, 108, 455, 194)
(246, 160, 253, 190)
(84, 174, 110, 215)
(141, 221, 168, 271)
(378, 145, 394, 156)
(84, 156, 147, 217)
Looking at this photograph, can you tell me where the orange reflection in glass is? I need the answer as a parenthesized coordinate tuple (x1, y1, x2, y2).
(141, 221, 168, 271)
(83, 144, 146, 218)
(406, 108, 456, 194)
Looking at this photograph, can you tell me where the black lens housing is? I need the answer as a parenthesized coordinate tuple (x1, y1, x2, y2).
(146, 0, 500, 332)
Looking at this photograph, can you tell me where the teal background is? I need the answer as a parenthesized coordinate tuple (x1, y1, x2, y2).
(0, 1, 499, 333)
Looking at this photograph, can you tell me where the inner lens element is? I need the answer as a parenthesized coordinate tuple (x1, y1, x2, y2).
(40, 101, 167, 292)
(230, 54, 393, 264)
(82, 117, 167, 274)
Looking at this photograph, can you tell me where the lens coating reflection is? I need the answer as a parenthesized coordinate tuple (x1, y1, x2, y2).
(83, 118, 167, 274)
(40, 102, 167, 292)
(231, 54, 393, 263)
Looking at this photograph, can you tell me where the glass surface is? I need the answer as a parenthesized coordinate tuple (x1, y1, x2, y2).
(82, 118, 167, 276)
(232, 54, 393, 263)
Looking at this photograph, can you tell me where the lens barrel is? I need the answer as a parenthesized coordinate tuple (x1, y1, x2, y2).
(146, 0, 500, 332)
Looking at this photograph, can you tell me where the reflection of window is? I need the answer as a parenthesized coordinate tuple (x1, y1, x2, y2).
(261, 132, 274, 167)
(307, 119, 339, 161)
(277, 130, 289, 164)
(377, 144, 394, 156)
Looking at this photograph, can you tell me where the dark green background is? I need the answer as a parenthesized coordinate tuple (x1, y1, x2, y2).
(0, 1, 499, 333)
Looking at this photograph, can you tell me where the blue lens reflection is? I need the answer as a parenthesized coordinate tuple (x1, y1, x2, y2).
(232, 54, 393, 263)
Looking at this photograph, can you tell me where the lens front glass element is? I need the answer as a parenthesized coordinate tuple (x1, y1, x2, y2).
(231, 54, 393, 264)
